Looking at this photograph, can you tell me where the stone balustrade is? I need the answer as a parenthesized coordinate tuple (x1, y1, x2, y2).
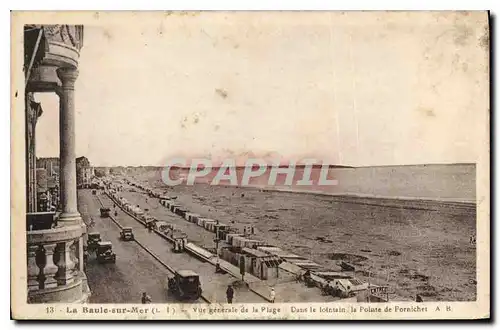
(27, 223, 89, 303)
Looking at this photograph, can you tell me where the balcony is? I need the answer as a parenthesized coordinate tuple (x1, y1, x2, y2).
(27, 215, 89, 303)
(25, 25, 84, 93)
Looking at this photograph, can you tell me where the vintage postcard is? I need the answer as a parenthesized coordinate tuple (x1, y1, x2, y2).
(11, 11, 490, 320)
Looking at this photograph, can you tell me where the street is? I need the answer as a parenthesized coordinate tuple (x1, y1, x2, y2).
(79, 189, 266, 304)
(78, 189, 178, 303)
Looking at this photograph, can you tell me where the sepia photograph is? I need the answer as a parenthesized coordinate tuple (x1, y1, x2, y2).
(11, 11, 490, 320)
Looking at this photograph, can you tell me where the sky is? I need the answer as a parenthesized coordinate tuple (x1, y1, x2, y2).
(33, 12, 489, 167)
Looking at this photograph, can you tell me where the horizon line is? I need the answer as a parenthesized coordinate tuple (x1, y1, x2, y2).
(88, 162, 476, 169)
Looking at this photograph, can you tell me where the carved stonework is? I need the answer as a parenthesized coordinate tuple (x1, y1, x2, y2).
(25, 24, 84, 87)
(43, 25, 83, 50)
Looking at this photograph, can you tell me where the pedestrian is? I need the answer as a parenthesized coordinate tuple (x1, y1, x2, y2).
(141, 292, 152, 304)
(270, 287, 276, 303)
(114, 210, 118, 217)
(416, 294, 423, 302)
(226, 285, 234, 304)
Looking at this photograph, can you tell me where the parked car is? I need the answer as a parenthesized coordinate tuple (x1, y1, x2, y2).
(96, 241, 116, 263)
(100, 207, 111, 218)
(167, 270, 202, 301)
(87, 232, 102, 253)
(120, 227, 134, 241)
(154, 221, 172, 233)
(144, 217, 157, 230)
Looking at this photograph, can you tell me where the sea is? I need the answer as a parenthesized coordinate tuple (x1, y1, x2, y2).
(158, 163, 476, 202)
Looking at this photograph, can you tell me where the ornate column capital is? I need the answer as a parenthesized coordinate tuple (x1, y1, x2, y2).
(56, 67, 79, 89)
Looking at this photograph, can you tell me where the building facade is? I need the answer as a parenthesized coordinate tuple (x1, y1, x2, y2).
(36, 157, 60, 212)
(25, 25, 89, 303)
(76, 156, 93, 188)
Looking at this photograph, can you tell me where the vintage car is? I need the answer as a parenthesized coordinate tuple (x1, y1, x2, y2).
(92, 189, 97, 195)
(144, 216, 157, 230)
(167, 270, 202, 301)
(154, 221, 172, 233)
(120, 227, 134, 241)
(100, 207, 111, 218)
(87, 232, 102, 253)
(96, 241, 116, 263)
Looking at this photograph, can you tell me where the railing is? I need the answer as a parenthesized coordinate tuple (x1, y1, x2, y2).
(27, 223, 89, 303)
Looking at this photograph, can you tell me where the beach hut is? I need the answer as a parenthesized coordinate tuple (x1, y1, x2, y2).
(232, 236, 249, 248)
(185, 213, 198, 222)
(175, 208, 187, 217)
(260, 258, 283, 280)
(205, 222, 215, 232)
(205, 220, 217, 232)
(239, 248, 283, 280)
(217, 229, 229, 241)
(243, 239, 265, 249)
(198, 217, 210, 227)
(225, 233, 241, 245)
(214, 223, 228, 233)
(203, 220, 216, 231)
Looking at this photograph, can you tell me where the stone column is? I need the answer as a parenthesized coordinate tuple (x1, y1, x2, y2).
(56, 68, 81, 224)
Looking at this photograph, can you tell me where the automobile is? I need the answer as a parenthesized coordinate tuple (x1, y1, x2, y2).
(167, 270, 202, 301)
(100, 207, 111, 218)
(87, 232, 102, 253)
(120, 227, 134, 241)
(96, 241, 116, 263)
(154, 221, 172, 233)
(92, 189, 97, 195)
(144, 216, 157, 230)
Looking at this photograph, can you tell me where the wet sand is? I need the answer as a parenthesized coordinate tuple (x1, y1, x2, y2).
(131, 172, 476, 302)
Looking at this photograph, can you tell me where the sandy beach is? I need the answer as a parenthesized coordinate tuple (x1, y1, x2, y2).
(125, 166, 477, 302)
